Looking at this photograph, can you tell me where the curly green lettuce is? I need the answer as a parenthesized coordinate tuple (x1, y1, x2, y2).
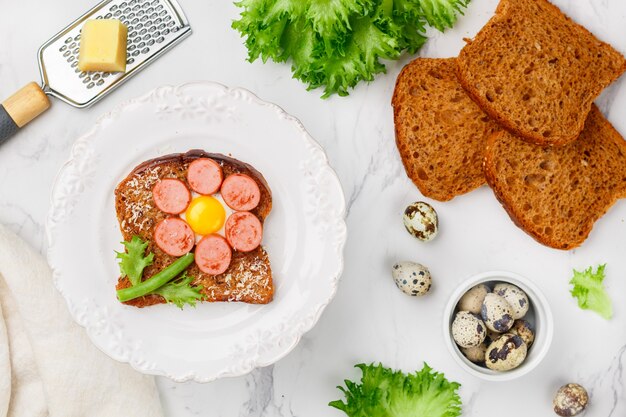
(116, 237, 204, 309)
(570, 264, 613, 320)
(152, 273, 205, 309)
(420, 0, 470, 31)
(116, 235, 154, 286)
(329, 363, 462, 417)
(232, 0, 470, 97)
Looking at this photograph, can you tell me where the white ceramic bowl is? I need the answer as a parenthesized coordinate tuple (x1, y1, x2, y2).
(443, 271, 554, 381)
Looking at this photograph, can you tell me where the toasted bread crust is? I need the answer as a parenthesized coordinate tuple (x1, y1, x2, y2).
(115, 150, 274, 307)
(457, 0, 626, 146)
(392, 58, 500, 201)
(483, 106, 626, 250)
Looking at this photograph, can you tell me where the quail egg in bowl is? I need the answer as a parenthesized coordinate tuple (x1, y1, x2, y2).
(443, 271, 553, 381)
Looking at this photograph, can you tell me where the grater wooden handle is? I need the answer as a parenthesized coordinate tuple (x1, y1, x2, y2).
(0, 82, 51, 145)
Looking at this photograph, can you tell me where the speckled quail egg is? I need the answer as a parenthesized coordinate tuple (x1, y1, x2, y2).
(485, 333, 527, 371)
(553, 383, 588, 416)
(493, 283, 529, 319)
(392, 262, 432, 296)
(403, 202, 438, 242)
(461, 343, 487, 364)
(486, 329, 502, 345)
(451, 311, 486, 348)
(481, 293, 515, 333)
(458, 284, 491, 314)
(511, 319, 535, 348)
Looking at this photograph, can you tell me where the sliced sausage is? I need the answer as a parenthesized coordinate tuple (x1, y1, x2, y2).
(220, 174, 261, 211)
(195, 234, 232, 275)
(152, 178, 191, 214)
(154, 217, 195, 257)
(187, 158, 223, 195)
(225, 212, 263, 252)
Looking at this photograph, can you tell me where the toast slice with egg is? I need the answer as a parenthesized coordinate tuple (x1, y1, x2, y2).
(457, 0, 626, 146)
(392, 58, 500, 201)
(114, 150, 274, 307)
(483, 105, 626, 250)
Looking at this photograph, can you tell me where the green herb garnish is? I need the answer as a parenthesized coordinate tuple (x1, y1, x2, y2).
(116, 237, 205, 309)
(116, 235, 154, 286)
(116, 253, 195, 303)
(152, 272, 205, 309)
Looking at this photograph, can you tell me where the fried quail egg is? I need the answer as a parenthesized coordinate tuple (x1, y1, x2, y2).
(481, 293, 515, 333)
(185, 195, 226, 235)
(452, 311, 486, 348)
(180, 192, 234, 242)
(485, 333, 527, 371)
(493, 283, 529, 319)
(391, 262, 432, 296)
(553, 383, 588, 416)
(458, 283, 491, 314)
(510, 319, 535, 348)
(403, 202, 438, 242)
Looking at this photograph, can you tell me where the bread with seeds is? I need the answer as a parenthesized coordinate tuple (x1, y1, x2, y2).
(115, 150, 274, 307)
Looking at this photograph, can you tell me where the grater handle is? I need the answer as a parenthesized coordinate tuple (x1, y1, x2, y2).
(0, 82, 51, 145)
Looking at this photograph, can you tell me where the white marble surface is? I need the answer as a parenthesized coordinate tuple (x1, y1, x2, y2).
(1, 0, 625, 415)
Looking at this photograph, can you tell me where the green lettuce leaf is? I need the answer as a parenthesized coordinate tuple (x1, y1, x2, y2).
(305, 0, 371, 39)
(152, 273, 205, 309)
(315, 16, 402, 97)
(570, 264, 613, 320)
(419, 0, 470, 31)
(392, 0, 423, 22)
(116, 236, 154, 286)
(329, 363, 462, 417)
(280, 16, 322, 76)
(232, 0, 467, 97)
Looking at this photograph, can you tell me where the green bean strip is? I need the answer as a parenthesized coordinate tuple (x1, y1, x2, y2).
(117, 253, 195, 302)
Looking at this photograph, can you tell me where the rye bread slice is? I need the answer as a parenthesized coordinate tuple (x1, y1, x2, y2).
(484, 106, 626, 250)
(392, 58, 500, 201)
(457, 0, 626, 146)
(115, 150, 274, 307)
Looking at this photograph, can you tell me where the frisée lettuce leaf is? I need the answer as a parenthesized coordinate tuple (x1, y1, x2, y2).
(115, 237, 203, 309)
(232, 0, 470, 97)
(152, 273, 205, 309)
(329, 363, 462, 417)
(420, 0, 471, 31)
(116, 235, 154, 286)
(570, 264, 613, 320)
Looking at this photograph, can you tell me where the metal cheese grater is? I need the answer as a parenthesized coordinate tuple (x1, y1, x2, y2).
(0, 0, 191, 143)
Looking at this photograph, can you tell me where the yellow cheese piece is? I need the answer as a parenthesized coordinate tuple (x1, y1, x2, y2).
(78, 19, 128, 73)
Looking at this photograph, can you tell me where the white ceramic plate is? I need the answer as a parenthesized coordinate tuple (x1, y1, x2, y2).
(46, 82, 347, 382)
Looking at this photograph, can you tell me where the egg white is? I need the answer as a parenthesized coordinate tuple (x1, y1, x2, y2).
(179, 191, 234, 242)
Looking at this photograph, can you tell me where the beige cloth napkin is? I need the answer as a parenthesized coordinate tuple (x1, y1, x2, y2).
(0, 224, 164, 417)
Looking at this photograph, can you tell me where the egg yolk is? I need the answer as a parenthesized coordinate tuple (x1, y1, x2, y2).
(185, 196, 226, 235)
